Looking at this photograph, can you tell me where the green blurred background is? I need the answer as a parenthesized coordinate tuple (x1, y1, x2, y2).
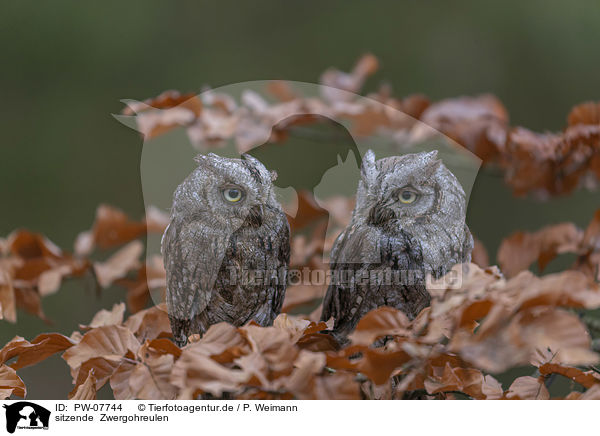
(1, 0, 599, 399)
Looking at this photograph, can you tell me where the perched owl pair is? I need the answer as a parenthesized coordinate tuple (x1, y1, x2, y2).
(162, 150, 473, 346)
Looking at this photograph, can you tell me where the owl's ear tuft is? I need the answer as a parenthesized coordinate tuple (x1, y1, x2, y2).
(361, 149, 377, 186)
(194, 153, 219, 169)
(424, 150, 442, 173)
(424, 150, 439, 161)
(242, 153, 269, 175)
(194, 153, 208, 165)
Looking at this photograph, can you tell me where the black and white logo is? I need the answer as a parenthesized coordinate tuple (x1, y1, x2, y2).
(2, 402, 50, 434)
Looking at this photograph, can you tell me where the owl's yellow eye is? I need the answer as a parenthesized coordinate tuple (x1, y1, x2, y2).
(223, 187, 243, 202)
(399, 190, 417, 204)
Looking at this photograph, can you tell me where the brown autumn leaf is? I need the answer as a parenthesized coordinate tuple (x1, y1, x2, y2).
(183, 322, 248, 360)
(568, 102, 600, 126)
(238, 324, 299, 374)
(80, 302, 125, 330)
(110, 360, 137, 400)
(423, 362, 503, 400)
(6, 230, 88, 298)
(452, 307, 598, 373)
(69, 368, 97, 400)
(0, 364, 26, 399)
(503, 127, 561, 196)
(72, 356, 122, 393)
(287, 191, 328, 233)
(171, 351, 250, 397)
(266, 80, 297, 103)
(471, 237, 490, 268)
(320, 53, 379, 102)
(75, 205, 146, 255)
(115, 255, 166, 313)
(62, 325, 141, 371)
(129, 355, 178, 400)
(272, 314, 312, 342)
(278, 350, 326, 399)
(311, 371, 361, 400)
(505, 376, 549, 400)
(123, 303, 171, 343)
(497, 223, 583, 277)
(124, 340, 179, 400)
(93, 241, 143, 288)
(348, 306, 411, 346)
(578, 385, 600, 399)
(419, 94, 509, 162)
(5, 333, 76, 370)
(326, 345, 411, 385)
(538, 362, 600, 389)
(122, 90, 203, 116)
(0, 268, 17, 323)
(515, 270, 600, 310)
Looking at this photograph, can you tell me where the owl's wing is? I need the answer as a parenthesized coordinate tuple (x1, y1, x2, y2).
(162, 218, 229, 330)
(321, 224, 430, 340)
(271, 212, 291, 315)
(319, 225, 356, 324)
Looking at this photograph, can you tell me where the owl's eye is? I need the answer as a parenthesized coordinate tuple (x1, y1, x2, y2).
(223, 187, 244, 202)
(399, 190, 418, 204)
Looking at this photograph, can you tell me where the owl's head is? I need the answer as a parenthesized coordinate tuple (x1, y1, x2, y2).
(172, 153, 278, 231)
(355, 149, 467, 229)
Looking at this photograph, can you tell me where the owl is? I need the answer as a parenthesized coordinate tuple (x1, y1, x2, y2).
(162, 153, 290, 346)
(321, 149, 473, 341)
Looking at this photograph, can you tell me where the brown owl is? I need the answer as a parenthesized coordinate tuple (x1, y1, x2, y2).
(321, 150, 473, 342)
(162, 153, 290, 346)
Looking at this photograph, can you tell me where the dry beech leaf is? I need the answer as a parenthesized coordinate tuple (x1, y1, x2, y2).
(498, 223, 583, 277)
(62, 325, 141, 371)
(578, 385, 600, 399)
(0, 274, 17, 323)
(538, 362, 599, 389)
(452, 307, 598, 373)
(349, 306, 411, 346)
(171, 351, 250, 397)
(505, 376, 549, 400)
(568, 102, 600, 126)
(129, 344, 178, 400)
(4, 230, 88, 305)
(93, 241, 143, 288)
(123, 303, 171, 343)
(80, 303, 125, 330)
(116, 256, 166, 313)
(110, 360, 137, 400)
(75, 204, 166, 256)
(72, 357, 122, 393)
(0, 364, 26, 399)
(69, 368, 97, 400)
(419, 94, 508, 162)
(471, 237, 490, 268)
(423, 362, 503, 400)
(287, 191, 328, 233)
(326, 345, 411, 385)
(320, 53, 379, 102)
(2, 333, 76, 370)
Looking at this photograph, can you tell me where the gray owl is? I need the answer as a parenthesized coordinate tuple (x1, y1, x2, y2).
(162, 153, 290, 346)
(321, 149, 473, 341)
